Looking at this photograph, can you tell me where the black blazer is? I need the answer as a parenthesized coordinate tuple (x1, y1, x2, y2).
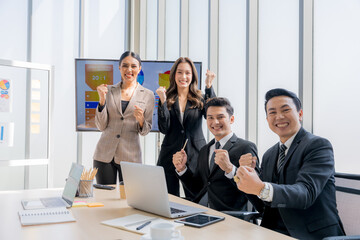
(157, 87, 215, 172)
(250, 128, 345, 240)
(179, 134, 259, 211)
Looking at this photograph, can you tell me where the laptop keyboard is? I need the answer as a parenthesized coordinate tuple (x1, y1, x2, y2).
(170, 207, 186, 214)
(40, 197, 66, 208)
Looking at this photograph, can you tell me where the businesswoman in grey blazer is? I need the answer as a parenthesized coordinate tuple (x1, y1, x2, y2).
(156, 57, 216, 197)
(93, 51, 155, 184)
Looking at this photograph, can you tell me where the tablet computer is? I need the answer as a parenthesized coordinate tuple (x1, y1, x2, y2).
(174, 213, 225, 228)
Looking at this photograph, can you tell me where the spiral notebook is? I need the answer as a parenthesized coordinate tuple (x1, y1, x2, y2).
(18, 207, 76, 226)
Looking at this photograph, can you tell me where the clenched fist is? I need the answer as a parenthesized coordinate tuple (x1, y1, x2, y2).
(97, 84, 108, 106)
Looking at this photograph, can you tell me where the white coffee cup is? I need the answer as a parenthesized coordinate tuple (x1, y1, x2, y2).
(150, 222, 181, 240)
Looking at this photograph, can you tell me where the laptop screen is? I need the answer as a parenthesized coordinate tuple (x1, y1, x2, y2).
(62, 163, 83, 204)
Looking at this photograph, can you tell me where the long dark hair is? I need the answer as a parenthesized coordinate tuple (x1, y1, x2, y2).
(119, 51, 142, 86)
(119, 51, 142, 66)
(166, 57, 203, 110)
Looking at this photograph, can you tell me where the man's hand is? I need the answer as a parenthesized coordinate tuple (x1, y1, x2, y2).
(236, 166, 264, 195)
(214, 149, 233, 174)
(239, 153, 257, 169)
(172, 149, 187, 172)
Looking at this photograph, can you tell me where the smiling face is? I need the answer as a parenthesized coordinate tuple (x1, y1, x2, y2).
(175, 62, 192, 90)
(119, 56, 141, 84)
(206, 106, 234, 141)
(266, 96, 303, 143)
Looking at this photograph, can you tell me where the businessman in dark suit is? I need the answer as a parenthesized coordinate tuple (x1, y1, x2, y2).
(236, 88, 345, 239)
(173, 97, 258, 211)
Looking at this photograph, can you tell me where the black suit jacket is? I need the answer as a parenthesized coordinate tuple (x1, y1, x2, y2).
(179, 134, 259, 211)
(250, 128, 345, 240)
(157, 87, 215, 173)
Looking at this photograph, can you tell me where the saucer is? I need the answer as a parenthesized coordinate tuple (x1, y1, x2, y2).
(140, 234, 184, 240)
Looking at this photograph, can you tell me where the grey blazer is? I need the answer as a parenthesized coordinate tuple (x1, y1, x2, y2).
(93, 82, 155, 164)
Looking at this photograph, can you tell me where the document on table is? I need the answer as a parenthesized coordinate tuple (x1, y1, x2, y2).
(101, 214, 183, 234)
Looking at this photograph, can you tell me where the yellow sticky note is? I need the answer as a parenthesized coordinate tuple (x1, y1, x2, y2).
(31, 113, 40, 123)
(31, 102, 41, 112)
(87, 202, 104, 207)
(31, 124, 40, 134)
(32, 91, 41, 100)
(32, 79, 41, 89)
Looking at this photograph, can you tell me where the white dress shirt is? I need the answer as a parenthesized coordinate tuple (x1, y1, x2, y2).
(176, 132, 236, 177)
(261, 129, 300, 202)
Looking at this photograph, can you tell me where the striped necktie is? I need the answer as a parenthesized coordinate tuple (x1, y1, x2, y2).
(277, 144, 287, 173)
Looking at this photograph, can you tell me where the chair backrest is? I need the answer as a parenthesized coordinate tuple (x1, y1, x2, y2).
(334, 172, 360, 236)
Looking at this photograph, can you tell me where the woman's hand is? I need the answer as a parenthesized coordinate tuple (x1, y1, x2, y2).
(96, 84, 108, 106)
(205, 70, 216, 88)
(156, 86, 167, 104)
(134, 105, 145, 128)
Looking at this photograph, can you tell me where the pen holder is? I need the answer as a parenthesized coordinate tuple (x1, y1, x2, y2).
(119, 181, 126, 199)
(77, 180, 94, 198)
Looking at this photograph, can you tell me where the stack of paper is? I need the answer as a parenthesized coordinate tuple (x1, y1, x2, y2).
(101, 214, 183, 234)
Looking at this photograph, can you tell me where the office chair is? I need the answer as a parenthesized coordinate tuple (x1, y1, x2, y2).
(222, 201, 262, 225)
(323, 172, 360, 240)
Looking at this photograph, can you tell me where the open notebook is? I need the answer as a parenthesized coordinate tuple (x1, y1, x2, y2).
(18, 207, 75, 226)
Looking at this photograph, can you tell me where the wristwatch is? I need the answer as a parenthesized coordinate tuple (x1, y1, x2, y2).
(259, 182, 270, 200)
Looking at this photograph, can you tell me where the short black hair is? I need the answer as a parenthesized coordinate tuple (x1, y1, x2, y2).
(119, 51, 142, 66)
(205, 97, 234, 116)
(264, 88, 302, 113)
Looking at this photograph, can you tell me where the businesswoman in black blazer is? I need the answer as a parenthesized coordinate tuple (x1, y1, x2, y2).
(156, 57, 216, 197)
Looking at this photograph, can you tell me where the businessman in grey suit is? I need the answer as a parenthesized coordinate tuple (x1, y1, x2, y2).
(236, 88, 345, 239)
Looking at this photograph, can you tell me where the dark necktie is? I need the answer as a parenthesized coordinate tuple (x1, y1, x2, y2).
(198, 141, 221, 207)
(209, 141, 221, 170)
(277, 144, 287, 173)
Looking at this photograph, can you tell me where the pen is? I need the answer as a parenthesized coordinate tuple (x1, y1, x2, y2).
(182, 139, 188, 150)
(136, 220, 151, 230)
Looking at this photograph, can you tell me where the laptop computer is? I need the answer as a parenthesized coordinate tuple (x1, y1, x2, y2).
(120, 162, 206, 218)
(21, 163, 84, 210)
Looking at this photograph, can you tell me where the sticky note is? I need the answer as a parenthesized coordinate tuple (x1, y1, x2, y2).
(72, 201, 88, 207)
(32, 91, 40, 100)
(32, 79, 41, 89)
(87, 202, 104, 207)
(31, 113, 40, 123)
(31, 102, 40, 112)
(31, 124, 40, 134)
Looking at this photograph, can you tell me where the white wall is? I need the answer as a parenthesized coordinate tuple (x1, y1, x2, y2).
(31, 0, 80, 187)
(218, 0, 247, 139)
(257, 0, 299, 159)
(313, 0, 360, 173)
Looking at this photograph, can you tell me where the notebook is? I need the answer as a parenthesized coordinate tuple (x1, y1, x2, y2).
(21, 163, 84, 210)
(120, 162, 206, 218)
(101, 213, 183, 235)
(18, 207, 75, 225)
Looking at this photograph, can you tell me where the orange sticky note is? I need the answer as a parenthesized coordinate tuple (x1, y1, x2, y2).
(87, 202, 104, 207)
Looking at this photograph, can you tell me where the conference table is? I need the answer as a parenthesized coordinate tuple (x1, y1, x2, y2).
(0, 186, 294, 240)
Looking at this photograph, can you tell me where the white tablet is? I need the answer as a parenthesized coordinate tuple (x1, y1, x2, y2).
(174, 213, 225, 228)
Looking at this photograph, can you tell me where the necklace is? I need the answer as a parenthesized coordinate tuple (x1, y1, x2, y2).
(121, 82, 138, 97)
